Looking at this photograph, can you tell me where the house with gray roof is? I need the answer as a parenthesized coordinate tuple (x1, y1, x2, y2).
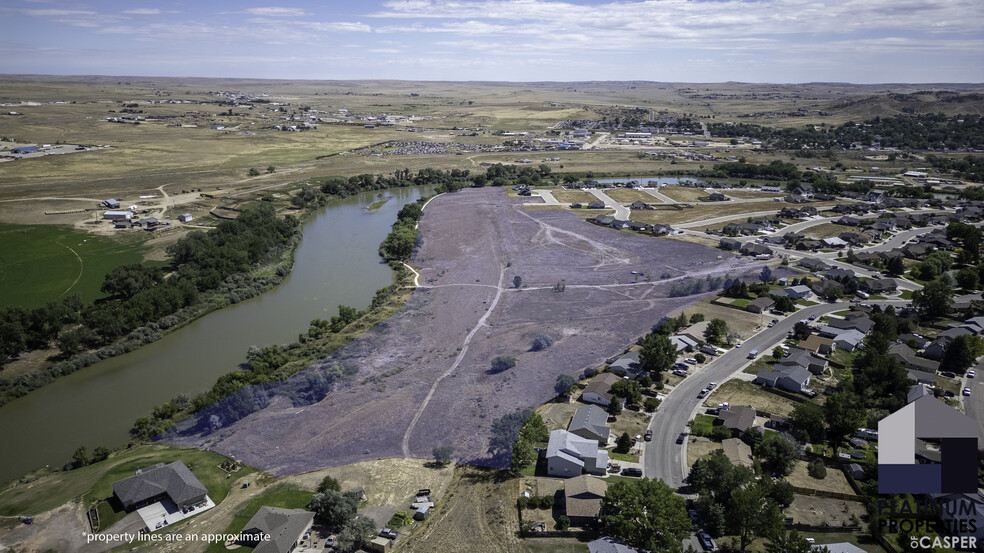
(784, 285, 813, 299)
(887, 343, 940, 374)
(833, 329, 866, 352)
(755, 365, 813, 395)
(608, 351, 641, 376)
(717, 405, 756, 433)
(780, 348, 827, 375)
(239, 507, 315, 553)
(720, 237, 742, 250)
(671, 335, 699, 352)
(546, 429, 608, 477)
(908, 383, 933, 403)
(568, 405, 611, 444)
(112, 461, 208, 512)
(798, 257, 832, 271)
(588, 537, 639, 553)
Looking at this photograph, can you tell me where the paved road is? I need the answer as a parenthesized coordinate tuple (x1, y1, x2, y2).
(586, 188, 631, 219)
(962, 360, 984, 444)
(643, 299, 909, 488)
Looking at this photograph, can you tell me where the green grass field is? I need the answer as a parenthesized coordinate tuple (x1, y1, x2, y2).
(204, 484, 312, 553)
(0, 223, 157, 309)
(0, 444, 254, 520)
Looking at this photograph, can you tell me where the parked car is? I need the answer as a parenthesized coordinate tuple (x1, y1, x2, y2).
(964, 387, 972, 396)
(941, 371, 957, 378)
(688, 509, 698, 522)
(697, 389, 709, 399)
(379, 528, 398, 539)
(673, 369, 688, 377)
(968, 370, 976, 378)
(644, 430, 653, 442)
(685, 358, 697, 365)
(621, 467, 643, 477)
(707, 381, 718, 390)
(698, 532, 716, 551)
(677, 433, 687, 444)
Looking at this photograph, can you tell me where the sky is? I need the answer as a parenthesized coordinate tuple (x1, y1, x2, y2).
(0, 0, 981, 83)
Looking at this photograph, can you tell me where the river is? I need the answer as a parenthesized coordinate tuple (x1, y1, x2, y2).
(0, 185, 434, 484)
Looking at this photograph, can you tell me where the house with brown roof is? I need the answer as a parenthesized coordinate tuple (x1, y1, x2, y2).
(581, 373, 622, 407)
(564, 475, 608, 525)
(798, 335, 834, 355)
(746, 297, 775, 314)
(722, 438, 754, 468)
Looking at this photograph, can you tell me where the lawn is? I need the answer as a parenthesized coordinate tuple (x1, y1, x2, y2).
(204, 484, 312, 553)
(608, 451, 639, 463)
(659, 186, 709, 203)
(730, 298, 752, 308)
(691, 414, 716, 436)
(0, 222, 158, 309)
(0, 444, 253, 521)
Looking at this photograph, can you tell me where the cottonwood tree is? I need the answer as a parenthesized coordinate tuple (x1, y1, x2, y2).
(600, 478, 692, 552)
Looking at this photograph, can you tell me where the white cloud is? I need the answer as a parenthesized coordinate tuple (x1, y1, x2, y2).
(244, 7, 309, 17)
(122, 8, 162, 15)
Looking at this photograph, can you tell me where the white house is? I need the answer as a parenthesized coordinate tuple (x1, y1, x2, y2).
(178, 213, 194, 223)
(581, 373, 621, 407)
(103, 210, 133, 220)
(546, 430, 609, 477)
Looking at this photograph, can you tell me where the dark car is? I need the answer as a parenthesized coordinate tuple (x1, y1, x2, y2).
(698, 532, 716, 551)
(677, 432, 687, 444)
(644, 430, 653, 442)
(621, 467, 643, 477)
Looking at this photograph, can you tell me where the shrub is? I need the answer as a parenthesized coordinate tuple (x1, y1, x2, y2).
(530, 334, 554, 351)
(808, 458, 827, 479)
(711, 426, 732, 441)
(489, 355, 517, 374)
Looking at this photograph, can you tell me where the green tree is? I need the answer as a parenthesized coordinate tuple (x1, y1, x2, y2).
(310, 490, 359, 529)
(824, 391, 866, 453)
(957, 267, 980, 291)
(92, 446, 112, 463)
(530, 333, 554, 351)
(317, 475, 342, 494)
(729, 485, 784, 552)
(556, 514, 570, 531)
(758, 433, 798, 477)
(489, 355, 517, 374)
(71, 446, 89, 469)
(334, 515, 377, 553)
(247, 167, 261, 176)
(511, 438, 537, 471)
(790, 402, 825, 443)
(432, 445, 454, 466)
(807, 458, 827, 479)
(912, 277, 954, 318)
(599, 478, 692, 553)
(772, 346, 784, 361)
(941, 334, 984, 374)
(610, 379, 643, 405)
(639, 332, 676, 376)
(266, 165, 276, 173)
(766, 530, 818, 553)
(690, 313, 705, 324)
(615, 432, 633, 454)
(607, 400, 622, 417)
(774, 295, 796, 312)
(644, 397, 660, 412)
(886, 255, 906, 276)
(555, 374, 577, 395)
(704, 318, 729, 344)
(694, 353, 707, 363)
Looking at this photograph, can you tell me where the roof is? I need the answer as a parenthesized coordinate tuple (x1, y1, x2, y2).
(565, 476, 608, 519)
(583, 373, 621, 401)
(546, 430, 604, 467)
(812, 543, 866, 553)
(112, 461, 207, 508)
(799, 335, 834, 352)
(609, 351, 639, 373)
(568, 405, 610, 441)
(747, 297, 775, 311)
(588, 537, 640, 553)
(786, 285, 812, 295)
(718, 405, 756, 431)
(242, 507, 315, 553)
(722, 438, 753, 467)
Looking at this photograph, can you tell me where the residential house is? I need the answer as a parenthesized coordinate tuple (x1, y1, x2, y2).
(833, 329, 866, 352)
(908, 383, 933, 403)
(112, 461, 209, 512)
(629, 200, 651, 210)
(587, 200, 606, 209)
(177, 213, 193, 223)
(722, 438, 753, 468)
(707, 192, 728, 201)
(238, 507, 315, 553)
(818, 544, 868, 553)
(899, 333, 931, 350)
(798, 258, 832, 271)
(740, 243, 772, 257)
(811, 279, 844, 297)
(720, 237, 742, 250)
(822, 237, 849, 249)
(796, 239, 823, 251)
(609, 351, 641, 376)
(587, 537, 639, 553)
(567, 405, 611, 445)
(103, 210, 133, 221)
(798, 335, 835, 355)
(581, 373, 622, 407)
(756, 365, 813, 394)
(564, 475, 608, 525)
(861, 278, 898, 294)
(595, 215, 615, 226)
(717, 405, 756, 433)
(746, 297, 776, 314)
(671, 335, 699, 353)
(780, 348, 827, 375)
(785, 285, 813, 300)
(887, 343, 940, 374)
(546, 430, 609, 477)
(102, 199, 121, 209)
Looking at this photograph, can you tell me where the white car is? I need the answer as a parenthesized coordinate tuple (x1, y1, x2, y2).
(968, 370, 976, 378)
(964, 387, 972, 396)
(736, 342, 743, 348)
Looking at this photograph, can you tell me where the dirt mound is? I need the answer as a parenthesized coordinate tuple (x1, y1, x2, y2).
(163, 188, 764, 475)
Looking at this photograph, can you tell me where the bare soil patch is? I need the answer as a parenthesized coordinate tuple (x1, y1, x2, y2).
(686, 438, 721, 468)
(537, 401, 580, 432)
(165, 188, 765, 475)
(788, 495, 865, 527)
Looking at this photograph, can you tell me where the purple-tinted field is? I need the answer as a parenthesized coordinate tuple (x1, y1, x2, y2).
(164, 188, 763, 475)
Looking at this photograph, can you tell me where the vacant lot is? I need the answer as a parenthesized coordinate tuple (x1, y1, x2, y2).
(787, 495, 865, 527)
(686, 438, 721, 468)
(703, 380, 799, 417)
(551, 189, 598, 204)
(659, 186, 709, 203)
(722, 189, 782, 199)
(785, 460, 856, 495)
(603, 188, 657, 204)
(399, 466, 526, 553)
(802, 223, 849, 240)
(165, 188, 764, 475)
(538, 401, 580, 432)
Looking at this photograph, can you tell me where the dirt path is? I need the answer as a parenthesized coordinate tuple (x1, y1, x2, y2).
(55, 241, 84, 299)
(402, 260, 508, 457)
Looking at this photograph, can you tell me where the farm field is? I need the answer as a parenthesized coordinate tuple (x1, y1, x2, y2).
(0, 222, 157, 309)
